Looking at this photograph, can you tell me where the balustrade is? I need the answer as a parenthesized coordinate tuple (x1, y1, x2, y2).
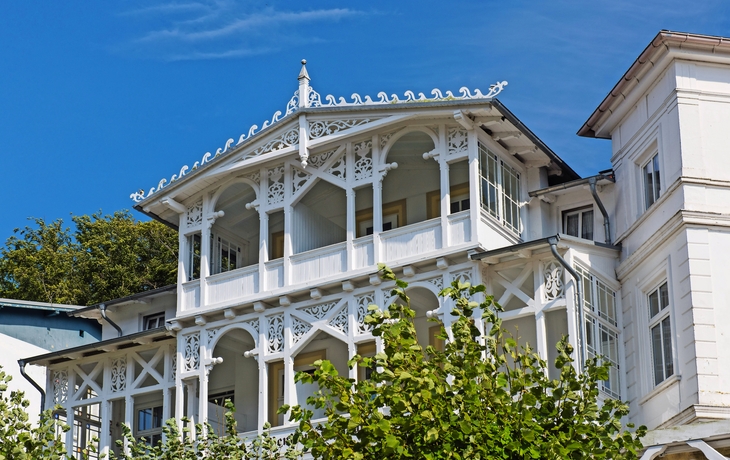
(180, 215, 474, 312)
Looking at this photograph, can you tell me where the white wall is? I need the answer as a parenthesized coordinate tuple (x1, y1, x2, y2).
(0, 333, 49, 425)
(100, 293, 176, 340)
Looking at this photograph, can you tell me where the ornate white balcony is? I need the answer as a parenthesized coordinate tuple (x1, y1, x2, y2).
(179, 214, 475, 313)
(207, 265, 259, 306)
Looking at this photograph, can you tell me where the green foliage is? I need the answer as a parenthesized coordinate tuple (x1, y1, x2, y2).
(0, 210, 178, 305)
(111, 401, 301, 460)
(0, 367, 68, 459)
(282, 265, 646, 459)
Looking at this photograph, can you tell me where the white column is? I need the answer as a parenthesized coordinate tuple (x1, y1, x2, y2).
(346, 188, 356, 270)
(282, 312, 296, 426)
(99, 399, 112, 457)
(198, 334, 210, 436)
(257, 355, 267, 434)
(177, 214, 186, 313)
(372, 178, 384, 263)
(161, 386, 171, 442)
(258, 209, 268, 291)
(534, 263, 549, 362)
(439, 159, 450, 248)
(198, 369, 209, 437)
(468, 131, 480, 244)
(563, 253, 581, 372)
(65, 371, 76, 455)
(200, 197, 212, 307)
(283, 204, 293, 286)
(123, 395, 134, 454)
(185, 379, 199, 439)
(174, 336, 184, 434)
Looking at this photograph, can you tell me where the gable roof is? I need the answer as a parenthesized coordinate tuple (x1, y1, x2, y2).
(578, 30, 730, 138)
(131, 64, 581, 228)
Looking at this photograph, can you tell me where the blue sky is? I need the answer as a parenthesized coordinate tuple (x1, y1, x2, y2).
(1, 1, 729, 243)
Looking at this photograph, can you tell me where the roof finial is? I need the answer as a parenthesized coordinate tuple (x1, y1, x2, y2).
(298, 59, 310, 82)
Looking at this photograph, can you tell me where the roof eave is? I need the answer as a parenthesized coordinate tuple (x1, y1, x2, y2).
(22, 327, 173, 366)
(579, 30, 730, 138)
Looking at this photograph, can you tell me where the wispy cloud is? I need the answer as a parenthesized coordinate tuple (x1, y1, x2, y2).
(120, 2, 212, 17)
(166, 46, 275, 61)
(139, 8, 361, 43)
(119, 2, 367, 61)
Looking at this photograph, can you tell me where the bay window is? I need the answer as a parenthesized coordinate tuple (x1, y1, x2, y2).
(479, 142, 522, 235)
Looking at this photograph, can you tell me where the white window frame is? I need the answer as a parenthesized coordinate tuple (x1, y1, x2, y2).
(478, 141, 523, 236)
(210, 232, 242, 275)
(185, 232, 201, 281)
(647, 281, 673, 386)
(575, 264, 621, 399)
(563, 206, 594, 240)
(143, 312, 165, 330)
(136, 405, 163, 446)
(643, 152, 661, 210)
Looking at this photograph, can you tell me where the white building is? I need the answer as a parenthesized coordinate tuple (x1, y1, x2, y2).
(22, 31, 730, 459)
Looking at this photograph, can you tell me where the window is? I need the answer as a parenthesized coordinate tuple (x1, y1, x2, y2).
(426, 183, 470, 219)
(136, 405, 163, 446)
(143, 312, 165, 330)
(210, 234, 241, 275)
(576, 264, 620, 398)
(72, 400, 101, 459)
(356, 342, 377, 381)
(563, 207, 594, 240)
(355, 200, 407, 237)
(479, 143, 522, 235)
(648, 282, 673, 385)
(268, 350, 327, 426)
(186, 233, 201, 281)
(644, 153, 661, 209)
(271, 231, 285, 259)
(209, 390, 235, 407)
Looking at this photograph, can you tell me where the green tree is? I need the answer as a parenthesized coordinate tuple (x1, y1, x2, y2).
(0, 218, 79, 304)
(111, 402, 300, 460)
(0, 367, 68, 459)
(0, 211, 178, 306)
(282, 266, 646, 459)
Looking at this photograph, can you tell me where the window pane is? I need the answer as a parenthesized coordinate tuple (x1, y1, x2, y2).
(653, 155, 661, 201)
(565, 214, 579, 237)
(585, 317, 596, 357)
(582, 210, 594, 240)
(138, 408, 152, 431)
(645, 162, 655, 208)
(597, 280, 616, 326)
(659, 283, 669, 311)
(153, 406, 163, 428)
(501, 162, 521, 234)
(187, 234, 201, 280)
(662, 317, 674, 379)
(651, 324, 665, 385)
(648, 290, 660, 318)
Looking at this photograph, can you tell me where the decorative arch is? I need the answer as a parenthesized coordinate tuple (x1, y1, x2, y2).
(207, 324, 260, 434)
(208, 322, 259, 353)
(210, 176, 260, 211)
(380, 126, 439, 163)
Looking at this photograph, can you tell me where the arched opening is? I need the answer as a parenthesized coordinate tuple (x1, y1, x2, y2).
(208, 328, 259, 434)
(395, 286, 443, 352)
(382, 131, 439, 231)
(211, 181, 260, 274)
(292, 179, 347, 254)
(268, 331, 349, 426)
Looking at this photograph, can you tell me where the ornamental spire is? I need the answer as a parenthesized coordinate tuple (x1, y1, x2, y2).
(298, 59, 310, 109)
(298, 59, 310, 82)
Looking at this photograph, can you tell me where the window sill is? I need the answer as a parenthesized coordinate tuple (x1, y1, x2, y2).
(638, 374, 681, 406)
